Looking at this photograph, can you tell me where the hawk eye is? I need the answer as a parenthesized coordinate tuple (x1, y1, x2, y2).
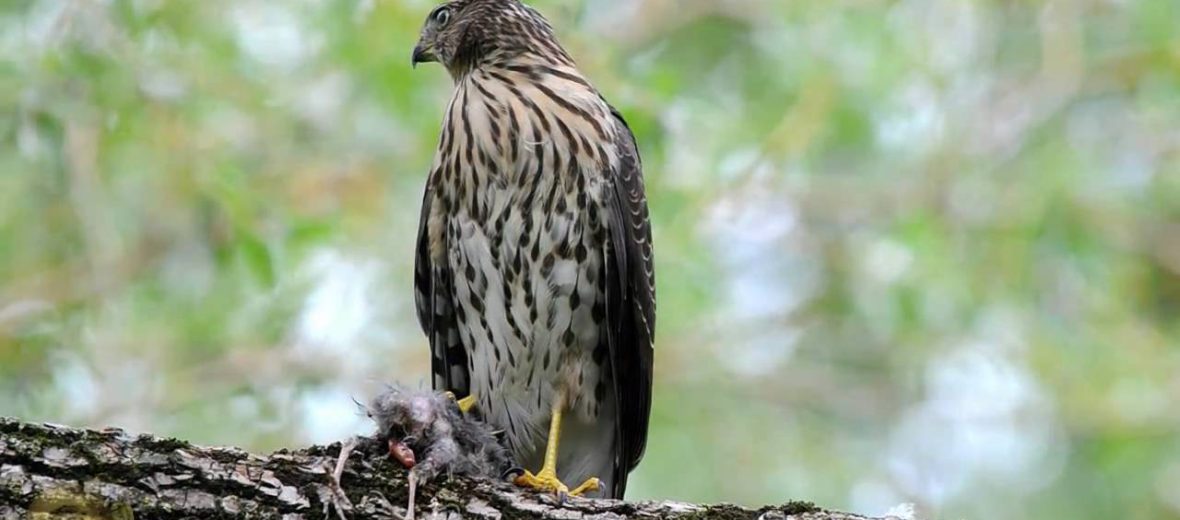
(432, 7, 451, 26)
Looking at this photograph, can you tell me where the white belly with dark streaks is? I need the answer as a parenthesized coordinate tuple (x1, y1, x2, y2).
(447, 184, 607, 454)
(434, 64, 621, 487)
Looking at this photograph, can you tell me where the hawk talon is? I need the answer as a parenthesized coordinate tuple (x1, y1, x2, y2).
(569, 477, 602, 497)
(511, 396, 600, 499)
(514, 469, 600, 499)
(442, 391, 477, 414)
(501, 466, 525, 481)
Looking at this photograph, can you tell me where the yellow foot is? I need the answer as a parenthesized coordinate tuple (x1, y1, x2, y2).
(442, 391, 477, 414)
(514, 469, 600, 498)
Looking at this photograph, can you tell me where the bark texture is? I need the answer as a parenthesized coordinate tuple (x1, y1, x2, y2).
(0, 417, 896, 519)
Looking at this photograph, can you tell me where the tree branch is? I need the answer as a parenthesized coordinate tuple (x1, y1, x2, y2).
(0, 417, 895, 519)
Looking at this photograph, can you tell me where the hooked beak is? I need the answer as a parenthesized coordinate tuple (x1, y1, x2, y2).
(411, 44, 435, 68)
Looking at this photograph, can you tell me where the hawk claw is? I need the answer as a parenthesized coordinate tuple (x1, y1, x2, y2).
(442, 391, 477, 414)
(514, 469, 600, 499)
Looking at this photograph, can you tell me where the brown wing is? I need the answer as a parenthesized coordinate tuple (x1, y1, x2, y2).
(603, 106, 656, 498)
(413, 183, 470, 397)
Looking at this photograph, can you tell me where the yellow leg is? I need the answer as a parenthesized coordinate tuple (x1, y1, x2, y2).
(443, 391, 477, 414)
(513, 394, 601, 498)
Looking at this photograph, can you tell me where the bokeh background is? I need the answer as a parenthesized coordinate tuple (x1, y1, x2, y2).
(3, 0, 1180, 518)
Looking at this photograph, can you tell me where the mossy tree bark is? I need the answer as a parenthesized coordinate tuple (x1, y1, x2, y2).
(0, 418, 894, 519)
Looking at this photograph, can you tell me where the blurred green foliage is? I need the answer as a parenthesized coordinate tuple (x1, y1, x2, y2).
(2, 0, 1179, 518)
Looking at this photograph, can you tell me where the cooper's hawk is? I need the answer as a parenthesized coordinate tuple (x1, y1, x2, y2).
(410, 0, 656, 500)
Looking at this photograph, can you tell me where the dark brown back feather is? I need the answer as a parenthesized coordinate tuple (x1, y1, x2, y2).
(414, 183, 470, 398)
(604, 107, 656, 498)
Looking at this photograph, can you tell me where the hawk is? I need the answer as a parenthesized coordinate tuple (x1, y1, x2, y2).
(410, 0, 656, 499)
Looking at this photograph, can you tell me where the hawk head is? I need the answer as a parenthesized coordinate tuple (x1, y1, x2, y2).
(411, 0, 569, 77)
